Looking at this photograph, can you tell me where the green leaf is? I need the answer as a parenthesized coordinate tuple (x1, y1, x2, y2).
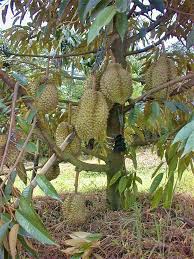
(151, 162, 164, 178)
(90, 0, 112, 20)
(163, 176, 174, 208)
(151, 101, 160, 119)
(149, 0, 165, 13)
(12, 71, 28, 86)
(26, 108, 37, 123)
(58, 0, 70, 18)
(175, 102, 191, 113)
(82, 0, 102, 22)
(182, 131, 194, 157)
(36, 175, 62, 201)
(78, 0, 89, 23)
(87, 5, 116, 44)
(118, 176, 128, 194)
(109, 171, 122, 186)
(35, 84, 46, 98)
(116, 0, 130, 13)
(164, 100, 177, 112)
(0, 222, 10, 244)
(22, 186, 33, 200)
(115, 13, 128, 41)
(17, 162, 27, 185)
(151, 187, 163, 208)
(173, 121, 194, 144)
(149, 173, 163, 193)
(17, 116, 30, 134)
(16, 197, 55, 245)
(135, 176, 142, 185)
(17, 140, 37, 154)
(4, 171, 17, 197)
(18, 236, 38, 258)
(186, 25, 194, 49)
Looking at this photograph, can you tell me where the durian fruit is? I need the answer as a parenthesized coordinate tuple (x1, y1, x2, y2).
(45, 164, 60, 181)
(0, 134, 20, 168)
(144, 55, 178, 98)
(29, 77, 58, 114)
(56, 122, 81, 156)
(62, 194, 87, 225)
(75, 89, 109, 142)
(100, 63, 133, 104)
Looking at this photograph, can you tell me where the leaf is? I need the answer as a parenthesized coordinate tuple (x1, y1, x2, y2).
(2, 4, 8, 24)
(0, 222, 10, 244)
(115, 13, 128, 41)
(17, 140, 37, 154)
(151, 162, 164, 178)
(58, 0, 70, 18)
(9, 224, 19, 259)
(35, 84, 46, 98)
(149, 0, 165, 13)
(164, 100, 177, 112)
(109, 171, 122, 186)
(17, 162, 27, 185)
(175, 102, 191, 113)
(149, 173, 163, 193)
(173, 121, 194, 144)
(182, 131, 194, 157)
(135, 176, 142, 185)
(118, 176, 128, 194)
(78, 0, 89, 24)
(26, 108, 37, 123)
(16, 197, 55, 245)
(4, 171, 17, 197)
(22, 186, 33, 200)
(36, 175, 62, 201)
(17, 117, 30, 134)
(151, 187, 163, 208)
(12, 71, 28, 86)
(151, 101, 160, 119)
(90, 0, 111, 20)
(186, 25, 194, 49)
(87, 5, 116, 44)
(82, 0, 102, 22)
(18, 236, 38, 258)
(115, 0, 130, 12)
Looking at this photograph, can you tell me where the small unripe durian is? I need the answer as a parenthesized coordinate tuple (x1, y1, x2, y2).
(29, 78, 58, 114)
(56, 122, 81, 156)
(100, 63, 133, 104)
(45, 164, 60, 181)
(62, 194, 87, 225)
(0, 134, 21, 168)
(75, 89, 109, 141)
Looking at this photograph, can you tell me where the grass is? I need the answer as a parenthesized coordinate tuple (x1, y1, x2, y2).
(15, 148, 194, 196)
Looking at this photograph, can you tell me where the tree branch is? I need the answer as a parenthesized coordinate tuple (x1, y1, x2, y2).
(2, 49, 98, 59)
(125, 32, 169, 56)
(65, 153, 109, 173)
(126, 12, 169, 46)
(124, 73, 194, 113)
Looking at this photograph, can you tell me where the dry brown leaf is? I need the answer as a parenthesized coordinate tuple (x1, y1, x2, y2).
(9, 224, 19, 259)
(3, 235, 10, 253)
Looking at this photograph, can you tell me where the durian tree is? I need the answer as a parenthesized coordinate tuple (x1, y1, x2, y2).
(0, 0, 194, 253)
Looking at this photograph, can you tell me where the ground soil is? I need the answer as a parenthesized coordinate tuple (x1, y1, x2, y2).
(20, 192, 194, 259)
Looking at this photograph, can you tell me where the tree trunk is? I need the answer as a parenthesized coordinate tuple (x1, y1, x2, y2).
(106, 35, 127, 210)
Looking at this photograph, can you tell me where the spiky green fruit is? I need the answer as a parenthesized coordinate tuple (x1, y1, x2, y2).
(56, 122, 81, 156)
(75, 89, 109, 142)
(100, 63, 133, 104)
(62, 194, 87, 225)
(144, 55, 178, 98)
